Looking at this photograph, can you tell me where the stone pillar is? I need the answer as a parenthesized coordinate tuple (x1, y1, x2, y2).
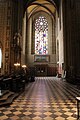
(63, 0, 80, 82)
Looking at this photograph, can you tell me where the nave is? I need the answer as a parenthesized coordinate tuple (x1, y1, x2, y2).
(0, 77, 79, 120)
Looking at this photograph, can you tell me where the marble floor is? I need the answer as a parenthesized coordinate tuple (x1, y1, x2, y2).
(0, 77, 80, 120)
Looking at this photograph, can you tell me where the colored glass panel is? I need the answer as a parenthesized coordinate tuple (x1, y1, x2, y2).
(35, 16, 48, 55)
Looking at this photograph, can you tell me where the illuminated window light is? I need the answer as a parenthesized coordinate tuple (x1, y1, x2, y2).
(35, 16, 48, 55)
(0, 48, 2, 68)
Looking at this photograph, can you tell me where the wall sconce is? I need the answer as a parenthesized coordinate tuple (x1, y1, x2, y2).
(22, 65, 26, 68)
(14, 63, 20, 67)
(14, 63, 20, 72)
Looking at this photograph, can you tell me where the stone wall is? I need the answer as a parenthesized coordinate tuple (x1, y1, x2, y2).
(0, 0, 23, 75)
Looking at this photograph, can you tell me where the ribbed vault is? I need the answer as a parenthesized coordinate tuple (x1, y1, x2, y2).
(24, 0, 60, 18)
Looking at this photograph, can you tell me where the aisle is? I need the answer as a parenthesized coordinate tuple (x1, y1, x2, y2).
(0, 77, 79, 120)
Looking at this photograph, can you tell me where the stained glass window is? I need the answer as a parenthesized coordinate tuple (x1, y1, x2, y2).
(35, 16, 48, 55)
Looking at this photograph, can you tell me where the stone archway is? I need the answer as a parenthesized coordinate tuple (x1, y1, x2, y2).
(22, 0, 63, 76)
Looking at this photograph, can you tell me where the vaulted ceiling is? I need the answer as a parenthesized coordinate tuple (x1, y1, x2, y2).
(24, 0, 60, 18)
(24, 0, 60, 9)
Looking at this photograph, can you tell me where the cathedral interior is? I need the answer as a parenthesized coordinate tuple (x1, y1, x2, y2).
(0, 0, 80, 120)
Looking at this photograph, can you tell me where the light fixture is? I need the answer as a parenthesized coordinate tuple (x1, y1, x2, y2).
(22, 65, 26, 68)
(14, 63, 20, 66)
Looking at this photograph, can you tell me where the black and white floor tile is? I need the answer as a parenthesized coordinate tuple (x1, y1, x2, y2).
(0, 77, 80, 120)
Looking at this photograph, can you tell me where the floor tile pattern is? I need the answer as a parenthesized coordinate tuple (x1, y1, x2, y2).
(0, 77, 80, 120)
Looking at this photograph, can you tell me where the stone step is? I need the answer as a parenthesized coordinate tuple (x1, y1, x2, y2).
(0, 91, 14, 101)
(0, 93, 19, 106)
(0, 90, 9, 97)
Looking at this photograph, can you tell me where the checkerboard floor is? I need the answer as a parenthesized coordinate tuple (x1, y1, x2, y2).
(0, 77, 80, 120)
